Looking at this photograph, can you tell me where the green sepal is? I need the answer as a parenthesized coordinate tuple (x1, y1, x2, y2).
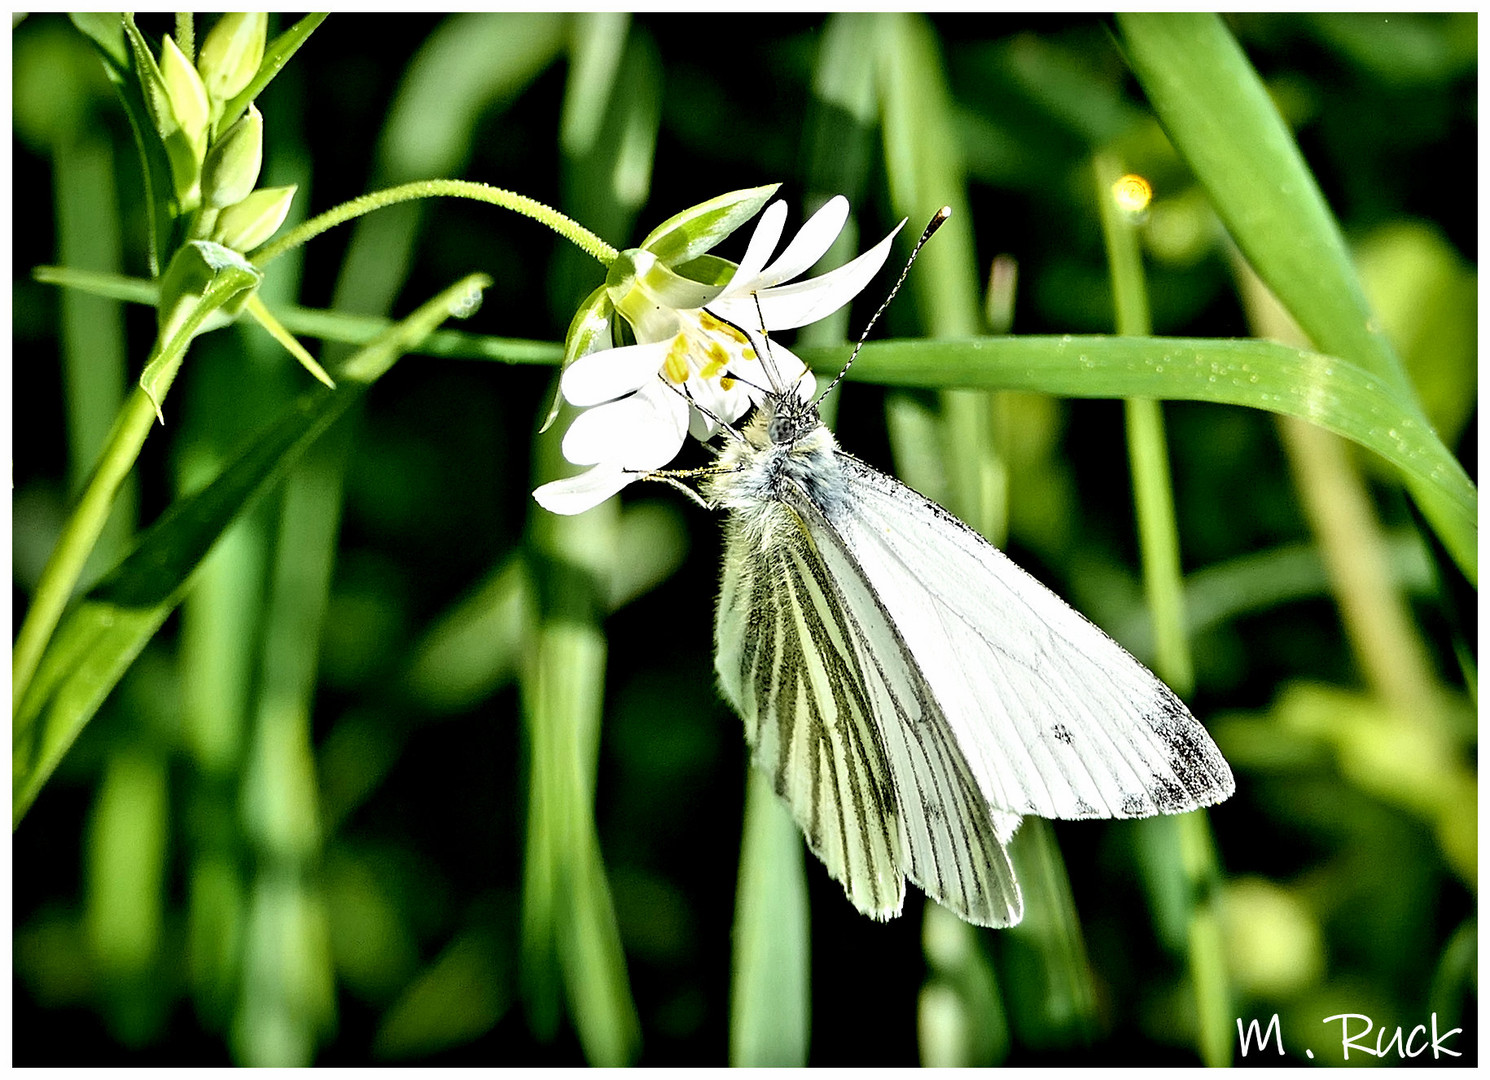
(145, 241, 263, 419)
(637, 183, 780, 268)
(540, 283, 614, 434)
(671, 253, 738, 289)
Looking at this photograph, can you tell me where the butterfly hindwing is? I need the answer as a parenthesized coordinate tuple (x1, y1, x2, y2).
(823, 455, 1235, 823)
(786, 487, 1024, 927)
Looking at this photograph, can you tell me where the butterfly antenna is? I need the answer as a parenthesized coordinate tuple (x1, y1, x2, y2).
(749, 291, 789, 395)
(816, 205, 952, 406)
(702, 305, 775, 399)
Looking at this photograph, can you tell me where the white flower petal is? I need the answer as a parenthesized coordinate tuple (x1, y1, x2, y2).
(688, 407, 718, 442)
(533, 462, 634, 515)
(723, 199, 788, 299)
(748, 219, 904, 331)
(561, 382, 688, 470)
(689, 366, 754, 427)
(754, 195, 849, 289)
(562, 340, 669, 406)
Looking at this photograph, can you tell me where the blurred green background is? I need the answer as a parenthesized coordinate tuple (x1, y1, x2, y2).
(12, 12, 1476, 1066)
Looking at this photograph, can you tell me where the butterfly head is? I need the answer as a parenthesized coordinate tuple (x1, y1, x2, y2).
(761, 387, 824, 448)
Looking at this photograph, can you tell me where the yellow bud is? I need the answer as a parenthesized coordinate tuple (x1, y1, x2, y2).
(211, 185, 296, 252)
(160, 35, 209, 157)
(197, 13, 267, 111)
(202, 103, 263, 209)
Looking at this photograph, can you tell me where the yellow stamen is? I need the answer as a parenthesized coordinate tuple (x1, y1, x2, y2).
(719, 376, 736, 391)
(699, 338, 732, 379)
(700, 309, 751, 345)
(663, 335, 690, 384)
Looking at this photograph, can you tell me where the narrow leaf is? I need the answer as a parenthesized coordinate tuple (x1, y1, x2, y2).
(218, 13, 329, 134)
(804, 335, 1476, 532)
(1116, 13, 1474, 583)
(13, 274, 491, 826)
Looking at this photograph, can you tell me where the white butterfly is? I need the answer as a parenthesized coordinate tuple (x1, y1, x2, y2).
(696, 215, 1235, 928)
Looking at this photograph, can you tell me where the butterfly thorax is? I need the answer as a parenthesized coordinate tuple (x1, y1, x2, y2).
(704, 393, 849, 528)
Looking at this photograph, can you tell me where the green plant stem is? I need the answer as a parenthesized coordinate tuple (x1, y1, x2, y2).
(250, 179, 618, 269)
(1094, 153, 1192, 693)
(1096, 153, 1229, 1067)
(174, 13, 194, 62)
(13, 387, 158, 710)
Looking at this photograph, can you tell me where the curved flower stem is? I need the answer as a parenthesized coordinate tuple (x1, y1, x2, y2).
(13, 386, 159, 709)
(250, 179, 618, 269)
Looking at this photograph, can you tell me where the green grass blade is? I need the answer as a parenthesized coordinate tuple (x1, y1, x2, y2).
(801, 335, 1475, 530)
(1096, 151, 1230, 1067)
(730, 768, 810, 1066)
(1116, 13, 1474, 583)
(998, 820, 1098, 1048)
(13, 274, 491, 827)
(1117, 14, 1400, 391)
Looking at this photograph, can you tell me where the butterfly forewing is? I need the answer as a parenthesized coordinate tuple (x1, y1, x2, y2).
(718, 494, 1022, 927)
(822, 455, 1236, 822)
(716, 501, 907, 920)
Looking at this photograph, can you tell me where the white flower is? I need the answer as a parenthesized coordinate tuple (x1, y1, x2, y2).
(534, 193, 902, 514)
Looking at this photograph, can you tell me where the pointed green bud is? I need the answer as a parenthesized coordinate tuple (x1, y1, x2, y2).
(202, 103, 263, 209)
(160, 35, 209, 159)
(211, 185, 296, 252)
(197, 13, 267, 114)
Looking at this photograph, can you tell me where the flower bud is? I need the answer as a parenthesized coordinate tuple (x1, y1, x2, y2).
(160, 34, 209, 159)
(197, 13, 267, 109)
(202, 103, 263, 209)
(212, 185, 296, 252)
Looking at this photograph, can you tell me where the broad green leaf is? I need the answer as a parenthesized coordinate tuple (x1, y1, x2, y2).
(637, 183, 780, 268)
(1116, 13, 1474, 583)
(13, 274, 491, 827)
(802, 335, 1476, 535)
